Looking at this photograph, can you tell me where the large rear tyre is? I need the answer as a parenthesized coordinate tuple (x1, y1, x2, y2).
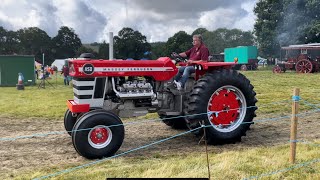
(72, 110, 124, 159)
(64, 109, 77, 136)
(159, 114, 187, 129)
(185, 69, 257, 144)
(295, 59, 313, 73)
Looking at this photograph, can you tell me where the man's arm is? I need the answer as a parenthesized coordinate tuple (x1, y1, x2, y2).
(179, 52, 187, 57)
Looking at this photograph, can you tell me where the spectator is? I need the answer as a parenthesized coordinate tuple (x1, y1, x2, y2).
(61, 65, 70, 85)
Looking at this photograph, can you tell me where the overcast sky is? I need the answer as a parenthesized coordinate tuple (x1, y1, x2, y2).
(0, 0, 258, 43)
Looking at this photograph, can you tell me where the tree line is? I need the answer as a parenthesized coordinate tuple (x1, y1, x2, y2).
(0, 26, 255, 65)
(254, 0, 320, 58)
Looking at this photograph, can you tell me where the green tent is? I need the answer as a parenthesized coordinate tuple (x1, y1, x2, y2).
(0, 55, 36, 86)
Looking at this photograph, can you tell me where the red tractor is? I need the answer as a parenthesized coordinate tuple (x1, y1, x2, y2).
(64, 55, 257, 159)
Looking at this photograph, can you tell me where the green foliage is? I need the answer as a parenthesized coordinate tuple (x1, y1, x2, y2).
(254, 0, 320, 57)
(52, 26, 82, 60)
(0, 27, 20, 55)
(192, 28, 208, 35)
(150, 42, 167, 59)
(165, 31, 192, 55)
(114, 27, 151, 59)
(98, 41, 109, 59)
(17, 27, 52, 63)
(203, 28, 255, 54)
(254, 0, 283, 57)
(76, 46, 98, 58)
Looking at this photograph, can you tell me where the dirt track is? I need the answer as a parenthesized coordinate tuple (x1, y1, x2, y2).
(0, 112, 319, 178)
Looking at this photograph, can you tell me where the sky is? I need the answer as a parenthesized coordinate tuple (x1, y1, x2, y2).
(0, 0, 258, 43)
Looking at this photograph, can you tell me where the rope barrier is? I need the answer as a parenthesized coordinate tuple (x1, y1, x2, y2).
(3, 104, 320, 142)
(1, 98, 319, 179)
(33, 126, 202, 180)
(242, 158, 320, 180)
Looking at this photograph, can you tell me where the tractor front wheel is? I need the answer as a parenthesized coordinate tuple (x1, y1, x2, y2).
(71, 110, 124, 159)
(185, 69, 257, 144)
(64, 109, 77, 136)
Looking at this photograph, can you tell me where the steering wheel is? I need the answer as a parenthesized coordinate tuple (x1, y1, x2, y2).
(171, 52, 187, 63)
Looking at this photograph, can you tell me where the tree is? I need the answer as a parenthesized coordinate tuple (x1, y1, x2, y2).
(0, 26, 7, 54)
(114, 27, 151, 59)
(254, 0, 320, 57)
(165, 31, 192, 55)
(4, 30, 20, 55)
(254, 0, 284, 57)
(17, 27, 52, 63)
(202, 28, 255, 54)
(98, 41, 109, 59)
(76, 46, 98, 58)
(192, 28, 208, 36)
(52, 26, 82, 59)
(150, 42, 166, 59)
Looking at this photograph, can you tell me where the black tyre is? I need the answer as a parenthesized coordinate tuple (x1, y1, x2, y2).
(159, 114, 187, 129)
(72, 110, 124, 159)
(64, 109, 77, 136)
(186, 69, 257, 144)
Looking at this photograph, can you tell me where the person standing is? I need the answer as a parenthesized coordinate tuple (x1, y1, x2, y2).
(173, 34, 209, 90)
(61, 65, 70, 85)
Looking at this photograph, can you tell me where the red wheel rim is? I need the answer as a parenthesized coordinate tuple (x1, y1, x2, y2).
(207, 86, 247, 132)
(208, 89, 240, 126)
(296, 59, 313, 73)
(273, 66, 281, 73)
(88, 126, 112, 149)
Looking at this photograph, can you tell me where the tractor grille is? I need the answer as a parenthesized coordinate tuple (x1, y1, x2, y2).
(72, 77, 107, 107)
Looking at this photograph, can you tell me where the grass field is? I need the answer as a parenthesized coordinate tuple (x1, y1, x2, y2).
(1, 69, 320, 179)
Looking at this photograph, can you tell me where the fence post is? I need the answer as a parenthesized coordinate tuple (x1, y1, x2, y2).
(290, 88, 300, 164)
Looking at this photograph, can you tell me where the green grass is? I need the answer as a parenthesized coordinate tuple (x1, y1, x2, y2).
(0, 75, 73, 119)
(2, 70, 320, 179)
(15, 142, 320, 180)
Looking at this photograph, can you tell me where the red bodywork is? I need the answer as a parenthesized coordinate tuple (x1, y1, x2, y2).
(69, 57, 177, 81)
(69, 57, 236, 79)
(67, 57, 236, 112)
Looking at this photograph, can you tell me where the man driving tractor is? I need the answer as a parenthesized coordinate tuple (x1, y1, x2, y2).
(172, 34, 210, 90)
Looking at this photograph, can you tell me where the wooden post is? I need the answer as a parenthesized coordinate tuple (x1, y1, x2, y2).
(290, 88, 300, 164)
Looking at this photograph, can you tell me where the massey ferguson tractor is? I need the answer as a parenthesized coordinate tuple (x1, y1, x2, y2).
(64, 54, 257, 159)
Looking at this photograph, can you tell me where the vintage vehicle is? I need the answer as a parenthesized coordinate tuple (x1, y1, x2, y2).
(273, 43, 320, 73)
(64, 54, 257, 159)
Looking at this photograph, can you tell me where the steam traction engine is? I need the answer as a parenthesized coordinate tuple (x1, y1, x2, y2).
(65, 57, 257, 159)
(273, 43, 320, 73)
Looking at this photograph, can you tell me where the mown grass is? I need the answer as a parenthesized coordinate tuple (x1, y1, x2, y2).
(17, 142, 320, 180)
(2, 68, 320, 179)
(0, 75, 73, 119)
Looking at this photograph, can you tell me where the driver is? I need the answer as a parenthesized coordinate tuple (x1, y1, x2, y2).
(173, 34, 209, 90)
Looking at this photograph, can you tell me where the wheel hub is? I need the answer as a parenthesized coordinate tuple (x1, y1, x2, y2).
(90, 127, 109, 145)
(208, 89, 239, 126)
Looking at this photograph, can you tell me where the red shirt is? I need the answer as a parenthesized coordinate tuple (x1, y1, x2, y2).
(185, 44, 209, 60)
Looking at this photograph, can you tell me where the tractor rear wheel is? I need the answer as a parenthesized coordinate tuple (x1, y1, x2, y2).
(159, 115, 187, 129)
(72, 110, 124, 159)
(185, 69, 257, 144)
